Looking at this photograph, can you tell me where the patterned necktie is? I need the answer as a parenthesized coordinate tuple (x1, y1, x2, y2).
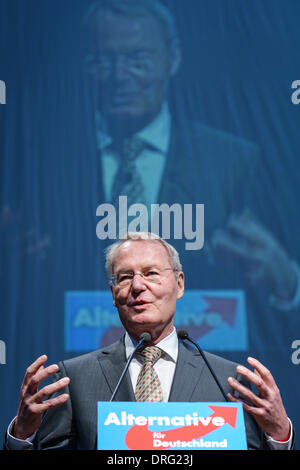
(111, 137, 146, 209)
(135, 346, 163, 402)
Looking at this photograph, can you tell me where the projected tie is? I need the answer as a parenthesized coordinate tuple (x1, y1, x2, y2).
(111, 137, 146, 209)
(135, 346, 163, 402)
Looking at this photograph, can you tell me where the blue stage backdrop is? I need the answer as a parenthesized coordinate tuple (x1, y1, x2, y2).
(0, 0, 300, 447)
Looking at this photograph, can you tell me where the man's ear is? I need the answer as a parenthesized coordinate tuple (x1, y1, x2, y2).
(170, 43, 182, 76)
(110, 282, 116, 307)
(176, 271, 184, 300)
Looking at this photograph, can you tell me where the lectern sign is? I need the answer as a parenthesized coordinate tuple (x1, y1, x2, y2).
(97, 402, 247, 450)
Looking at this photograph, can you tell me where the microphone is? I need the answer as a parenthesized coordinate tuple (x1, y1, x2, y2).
(177, 329, 228, 402)
(110, 331, 151, 401)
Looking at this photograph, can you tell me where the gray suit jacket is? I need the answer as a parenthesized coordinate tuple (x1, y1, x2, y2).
(32, 338, 267, 450)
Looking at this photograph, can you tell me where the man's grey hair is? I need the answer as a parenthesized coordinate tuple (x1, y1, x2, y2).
(83, 0, 180, 52)
(105, 232, 182, 280)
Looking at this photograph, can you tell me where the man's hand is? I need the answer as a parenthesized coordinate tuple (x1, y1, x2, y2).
(212, 210, 297, 300)
(227, 357, 290, 441)
(13, 355, 70, 440)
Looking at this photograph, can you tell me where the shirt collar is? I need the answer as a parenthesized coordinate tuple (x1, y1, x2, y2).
(96, 101, 171, 155)
(125, 327, 178, 363)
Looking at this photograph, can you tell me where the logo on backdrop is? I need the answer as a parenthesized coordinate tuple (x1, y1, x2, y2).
(291, 80, 300, 105)
(0, 340, 6, 365)
(64, 290, 247, 352)
(96, 196, 204, 251)
(0, 80, 6, 104)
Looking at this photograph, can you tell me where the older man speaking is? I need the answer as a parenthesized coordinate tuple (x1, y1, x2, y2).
(5, 233, 293, 450)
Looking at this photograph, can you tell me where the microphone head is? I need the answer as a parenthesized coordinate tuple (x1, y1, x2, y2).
(139, 332, 151, 343)
(177, 329, 189, 340)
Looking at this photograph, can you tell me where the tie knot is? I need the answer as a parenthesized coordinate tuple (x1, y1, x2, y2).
(123, 137, 146, 162)
(138, 346, 162, 365)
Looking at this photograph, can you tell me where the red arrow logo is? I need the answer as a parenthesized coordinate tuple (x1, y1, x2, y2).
(125, 406, 238, 450)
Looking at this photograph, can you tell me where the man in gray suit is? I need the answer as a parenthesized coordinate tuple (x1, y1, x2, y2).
(6, 233, 293, 450)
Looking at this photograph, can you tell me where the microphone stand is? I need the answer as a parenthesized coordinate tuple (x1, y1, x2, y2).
(178, 329, 228, 402)
(110, 332, 150, 402)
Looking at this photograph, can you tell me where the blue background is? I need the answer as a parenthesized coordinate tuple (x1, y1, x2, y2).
(0, 0, 300, 447)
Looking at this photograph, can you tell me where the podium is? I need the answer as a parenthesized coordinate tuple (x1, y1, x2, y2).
(97, 402, 247, 450)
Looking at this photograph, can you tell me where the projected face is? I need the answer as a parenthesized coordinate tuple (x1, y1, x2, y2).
(87, 9, 180, 133)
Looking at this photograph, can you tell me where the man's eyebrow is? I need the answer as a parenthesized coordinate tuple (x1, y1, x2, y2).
(114, 268, 133, 274)
(115, 265, 161, 273)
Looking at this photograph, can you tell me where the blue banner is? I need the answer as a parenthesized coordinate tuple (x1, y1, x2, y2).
(97, 401, 247, 450)
(65, 289, 247, 351)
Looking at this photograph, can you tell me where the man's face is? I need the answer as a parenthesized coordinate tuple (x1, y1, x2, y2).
(110, 240, 184, 344)
(88, 10, 180, 129)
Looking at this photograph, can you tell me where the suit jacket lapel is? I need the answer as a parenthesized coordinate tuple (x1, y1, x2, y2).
(169, 340, 205, 401)
(97, 338, 136, 402)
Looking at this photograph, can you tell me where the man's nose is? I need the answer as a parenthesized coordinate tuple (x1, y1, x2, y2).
(114, 56, 131, 81)
(131, 274, 147, 292)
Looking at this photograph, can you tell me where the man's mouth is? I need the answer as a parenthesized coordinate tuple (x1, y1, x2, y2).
(112, 92, 137, 105)
(129, 300, 151, 308)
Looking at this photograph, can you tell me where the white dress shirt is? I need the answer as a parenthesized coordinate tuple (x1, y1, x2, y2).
(125, 327, 178, 402)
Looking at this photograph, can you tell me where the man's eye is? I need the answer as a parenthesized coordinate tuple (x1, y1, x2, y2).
(145, 270, 159, 276)
(133, 53, 149, 61)
(118, 273, 133, 281)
